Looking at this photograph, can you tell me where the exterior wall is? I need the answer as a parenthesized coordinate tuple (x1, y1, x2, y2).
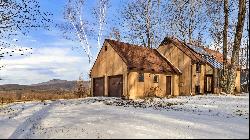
(235, 70, 241, 93)
(158, 45, 192, 95)
(205, 64, 213, 75)
(90, 42, 128, 97)
(200, 65, 205, 94)
(127, 71, 178, 99)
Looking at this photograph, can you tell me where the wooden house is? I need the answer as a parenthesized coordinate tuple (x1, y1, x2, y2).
(90, 39, 181, 99)
(158, 37, 241, 95)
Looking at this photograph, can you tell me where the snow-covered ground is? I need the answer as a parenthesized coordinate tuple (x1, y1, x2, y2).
(0, 93, 249, 139)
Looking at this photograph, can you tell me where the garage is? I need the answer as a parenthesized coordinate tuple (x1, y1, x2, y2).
(108, 75, 123, 97)
(93, 77, 104, 96)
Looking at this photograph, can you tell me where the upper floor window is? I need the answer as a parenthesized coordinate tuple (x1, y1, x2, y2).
(153, 74, 159, 83)
(138, 73, 144, 82)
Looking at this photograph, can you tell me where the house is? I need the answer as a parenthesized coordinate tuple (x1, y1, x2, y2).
(90, 39, 181, 99)
(158, 37, 241, 95)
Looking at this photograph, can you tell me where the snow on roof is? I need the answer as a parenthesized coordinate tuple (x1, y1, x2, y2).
(188, 44, 210, 56)
(203, 55, 223, 69)
(187, 44, 223, 69)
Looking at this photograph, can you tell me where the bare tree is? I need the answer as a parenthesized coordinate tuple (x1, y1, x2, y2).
(109, 27, 121, 41)
(61, 0, 110, 63)
(93, 0, 109, 49)
(0, 0, 52, 80)
(165, 0, 208, 44)
(0, 0, 52, 56)
(226, 0, 247, 94)
(63, 0, 92, 63)
(0, 0, 52, 39)
(120, 0, 165, 48)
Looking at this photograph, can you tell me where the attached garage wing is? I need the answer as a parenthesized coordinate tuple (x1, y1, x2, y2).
(108, 75, 123, 97)
(93, 77, 104, 96)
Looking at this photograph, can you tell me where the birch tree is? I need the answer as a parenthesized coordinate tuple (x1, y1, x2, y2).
(62, 0, 109, 63)
(63, 0, 92, 63)
(93, 0, 109, 49)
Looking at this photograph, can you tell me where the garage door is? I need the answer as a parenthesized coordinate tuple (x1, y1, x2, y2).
(93, 77, 104, 96)
(108, 75, 123, 97)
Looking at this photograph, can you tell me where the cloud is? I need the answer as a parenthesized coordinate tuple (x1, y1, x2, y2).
(0, 46, 91, 85)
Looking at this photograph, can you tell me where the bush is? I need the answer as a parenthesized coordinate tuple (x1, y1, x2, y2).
(73, 76, 90, 98)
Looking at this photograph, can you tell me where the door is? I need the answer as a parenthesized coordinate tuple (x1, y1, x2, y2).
(93, 77, 104, 96)
(205, 75, 213, 93)
(108, 75, 123, 97)
(166, 76, 172, 96)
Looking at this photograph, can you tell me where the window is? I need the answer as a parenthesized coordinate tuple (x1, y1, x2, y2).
(105, 46, 107, 51)
(153, 75, 159, 83)
(196, 63, 201, 73)
(138, 73, 144, 82)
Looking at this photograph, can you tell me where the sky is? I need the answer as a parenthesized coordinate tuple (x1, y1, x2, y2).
(0, 0, 124, 85)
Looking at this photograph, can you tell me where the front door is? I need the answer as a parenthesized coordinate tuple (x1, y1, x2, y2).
(108, 75, 123, 97)
(166, 76, 172, 96)
(205, 75, 213, 93)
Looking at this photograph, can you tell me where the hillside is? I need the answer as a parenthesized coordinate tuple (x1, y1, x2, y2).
(0, 79, 90, 91)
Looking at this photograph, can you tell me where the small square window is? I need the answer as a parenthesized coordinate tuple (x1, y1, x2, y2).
(138, 73, 144, 82)
(153, 75, 159, 83)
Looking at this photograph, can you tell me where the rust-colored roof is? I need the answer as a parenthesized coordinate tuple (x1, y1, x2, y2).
(106, 39, 181, 74)
(160, 37, 205, 63)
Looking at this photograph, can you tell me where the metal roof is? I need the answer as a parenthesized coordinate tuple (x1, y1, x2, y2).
(188, 44, 223, 69)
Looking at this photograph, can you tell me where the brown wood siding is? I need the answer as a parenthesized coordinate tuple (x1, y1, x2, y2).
(93, 77, 104, 96)
(127, 71, 176, 99)
(108, 75, 123, 97)
(90, 42, 128, 97)
(158, 44, 191, 95)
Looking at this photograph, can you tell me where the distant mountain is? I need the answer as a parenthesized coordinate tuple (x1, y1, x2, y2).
(0, 79, 90, 91)
(32, 79, 69, 86)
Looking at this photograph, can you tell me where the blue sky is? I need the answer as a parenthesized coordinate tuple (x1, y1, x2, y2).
(0, 0, 124, 85)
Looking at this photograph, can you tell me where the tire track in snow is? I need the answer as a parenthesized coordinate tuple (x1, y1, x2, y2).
(6, 103, 41, 120)
(8, 101, 58, 139)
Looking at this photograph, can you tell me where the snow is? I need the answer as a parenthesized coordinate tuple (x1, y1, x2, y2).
(0, 93, 249, 139)
(187, 44, 223, 69)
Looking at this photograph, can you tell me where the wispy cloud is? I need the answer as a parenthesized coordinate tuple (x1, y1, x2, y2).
(0, 46, 91, 85)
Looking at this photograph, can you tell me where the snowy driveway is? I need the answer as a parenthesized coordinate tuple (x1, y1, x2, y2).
(0, 94, 249, 139)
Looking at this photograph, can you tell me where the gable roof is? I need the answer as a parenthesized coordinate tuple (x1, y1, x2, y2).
(160, 37, 227, 69)
(160, 37, 205, 63)
(106, 39, 181, 74)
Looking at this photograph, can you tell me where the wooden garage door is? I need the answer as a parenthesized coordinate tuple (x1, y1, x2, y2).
(93, 77, 104, 96)
(108, 75, 123, 97)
